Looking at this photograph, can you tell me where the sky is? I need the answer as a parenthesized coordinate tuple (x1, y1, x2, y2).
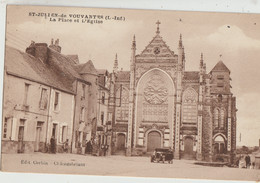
(5, 5, 260, 147)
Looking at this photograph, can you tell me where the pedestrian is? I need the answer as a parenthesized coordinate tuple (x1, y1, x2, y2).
(252, 162, 255, 169)
(50, 136, 56, 154)
(85, 140, 92, 154)
(63, 139, 69, 153)
(245, 154, 251, 169)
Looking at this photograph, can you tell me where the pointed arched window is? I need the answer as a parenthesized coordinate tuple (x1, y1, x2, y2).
(116, 87, 129, 121)
(214, 108, 219, 129)
(182, 88, 198, 127)
(219, 108, 225, 129)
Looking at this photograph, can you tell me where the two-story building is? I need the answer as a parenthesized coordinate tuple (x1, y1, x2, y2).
(2, 45, 75, 153)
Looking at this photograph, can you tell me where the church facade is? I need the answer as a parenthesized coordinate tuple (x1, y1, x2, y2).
(110, 22, 237, 162)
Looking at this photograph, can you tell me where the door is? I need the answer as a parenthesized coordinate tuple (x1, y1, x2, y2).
(147, 131, 161, 152)
(18, 126, 24, 153)
(52, 124, 57, 138)
(34, 127, 41, 151)
(183, 137, 194, 159)
(117, 133, 125, 151)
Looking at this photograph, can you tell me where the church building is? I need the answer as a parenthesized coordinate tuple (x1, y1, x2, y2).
(110, 21, 237, 162)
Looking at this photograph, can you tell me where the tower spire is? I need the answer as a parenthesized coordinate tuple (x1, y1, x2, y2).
(132, 35, 136, 48)
(200, 53, 204, 68)
(113, 53, 118, 73)
(156, 20, 161, 34)
(179, 34, 183, 48)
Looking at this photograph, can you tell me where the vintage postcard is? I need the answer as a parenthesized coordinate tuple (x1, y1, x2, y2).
(1, 4, 260, 181)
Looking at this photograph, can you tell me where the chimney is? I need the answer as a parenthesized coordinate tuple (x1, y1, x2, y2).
(26, 41, 49, 63)
(49, 38, 61, 53)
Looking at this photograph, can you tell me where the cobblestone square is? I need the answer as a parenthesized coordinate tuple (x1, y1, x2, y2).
(1, 153, 260, 181)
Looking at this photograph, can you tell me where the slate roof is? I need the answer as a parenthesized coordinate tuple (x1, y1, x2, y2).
(211, 61, 230, 73)
(76, 60, 98, 75)
(116, 71, 130, 82)
(5, 45, 93, 94)
(183, 71, 199, 81)
(5, 46, 75, 94)
(97, 69, 108, 75)
(97, 69, 109, 87)
(66, 55, 79, 64)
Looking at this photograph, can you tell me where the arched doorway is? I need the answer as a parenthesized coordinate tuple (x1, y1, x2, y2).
(147, 131, 161, 152)
(116, 133, 126, 155)
(214, 135, 226, 154)
(183, 136, 194, 159)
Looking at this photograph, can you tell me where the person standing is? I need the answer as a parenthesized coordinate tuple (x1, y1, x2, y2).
(50, 136, 56, 154)
(245, 154, 251, 168)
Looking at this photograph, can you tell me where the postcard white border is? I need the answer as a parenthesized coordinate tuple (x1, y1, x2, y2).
(0, 0, 259, 183)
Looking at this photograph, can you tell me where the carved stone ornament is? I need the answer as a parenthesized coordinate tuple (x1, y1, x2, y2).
(144, 74, 168, 104)
(153, 47, 160, 55)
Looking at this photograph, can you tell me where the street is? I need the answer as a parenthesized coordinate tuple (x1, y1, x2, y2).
(1, 153, 260, 181)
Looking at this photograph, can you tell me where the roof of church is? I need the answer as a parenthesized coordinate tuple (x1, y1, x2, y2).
(116, 71, 130, 81)
(183, 71, 200, 81)
(5, 46, 75, 94)
(211, 61, 230, 73)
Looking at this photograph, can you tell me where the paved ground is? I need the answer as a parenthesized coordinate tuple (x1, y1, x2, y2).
(1, 153, 260, 181)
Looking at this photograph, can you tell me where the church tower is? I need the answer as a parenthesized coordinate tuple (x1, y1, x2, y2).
(210, 56, 236, 163)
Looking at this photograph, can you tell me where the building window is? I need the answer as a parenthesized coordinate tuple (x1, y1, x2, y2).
(54, 92, 60, 111)
(219, 109, 225, 129)
(24, 83, 30, 106)
(61, 126, 67, 143)
(217, 75, 224, 80)
(214, 107, 225, 129)
(182, 88, 198, 126)
(3, 117, 9, 139)
(116, 87, 129, 121)
(101, 111, 104, 125)
(101, 92, 105, 104)
(80, 107, 85, 122)
(20, 119, 26, 126)
(82, 84, 85, 99)
(39, 88, 48, 109)
(52, 123, 57, 138)
(218, 94, 223, 102)
(217, 83, 224, 87)
(214, 108, 219, 128)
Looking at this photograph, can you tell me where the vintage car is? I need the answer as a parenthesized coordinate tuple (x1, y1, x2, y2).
(150, 148, 174, 163)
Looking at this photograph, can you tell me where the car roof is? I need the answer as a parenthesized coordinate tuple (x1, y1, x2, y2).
(155, 148, 172, 151)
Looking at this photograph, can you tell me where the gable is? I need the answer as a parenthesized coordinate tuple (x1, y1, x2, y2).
(136, 34, 176, 62)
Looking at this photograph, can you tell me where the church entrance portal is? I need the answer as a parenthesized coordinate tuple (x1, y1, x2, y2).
(147, 131, 161, 152)
(183, 137, 194, 159)
(116, 133, 126, 155)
